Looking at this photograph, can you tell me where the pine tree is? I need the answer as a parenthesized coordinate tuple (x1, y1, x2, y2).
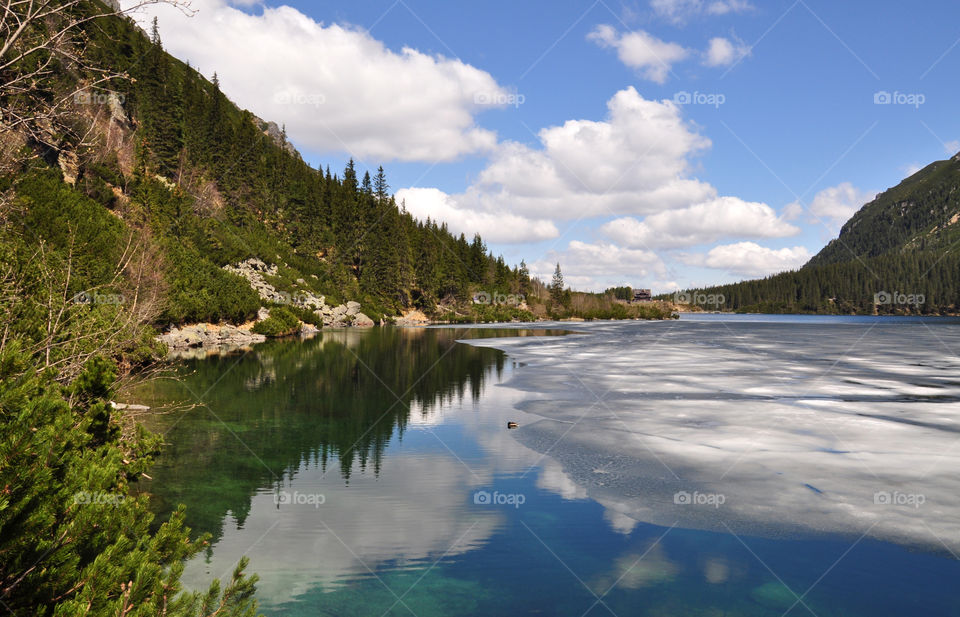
(374, 166, 389, 202)
(550, 263, 565, 305)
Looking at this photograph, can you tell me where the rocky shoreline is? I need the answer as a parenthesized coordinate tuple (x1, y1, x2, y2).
(223, 258, 376, 328)
(157, 257, 383, 356)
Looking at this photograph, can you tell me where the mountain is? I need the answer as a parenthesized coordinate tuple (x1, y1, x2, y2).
(808, 152, 960, 268)
(679, 153, 960, 314)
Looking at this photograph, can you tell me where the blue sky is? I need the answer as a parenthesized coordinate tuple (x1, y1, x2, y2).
(136, 0, 960, 292)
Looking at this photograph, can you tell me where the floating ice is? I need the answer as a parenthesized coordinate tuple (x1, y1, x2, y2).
(465, 317, 960, 554)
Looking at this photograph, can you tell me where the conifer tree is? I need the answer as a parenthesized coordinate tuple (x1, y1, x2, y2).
(550, 263, 565, 305)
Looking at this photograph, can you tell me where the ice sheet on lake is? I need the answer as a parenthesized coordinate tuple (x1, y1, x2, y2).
(466, 319, 960, 553)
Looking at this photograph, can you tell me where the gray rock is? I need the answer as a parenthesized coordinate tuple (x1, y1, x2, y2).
(108, 92, 127, 124)
(258, 307, 271, 321)
(158, 324, 265, 355)
(353, 312, 375, 327)
(299, 323, 320, 336)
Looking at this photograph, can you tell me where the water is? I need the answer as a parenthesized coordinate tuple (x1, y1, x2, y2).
(134, 319, 960, 616)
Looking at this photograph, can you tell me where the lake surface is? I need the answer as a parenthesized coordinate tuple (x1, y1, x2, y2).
(135, 317, 960, 616)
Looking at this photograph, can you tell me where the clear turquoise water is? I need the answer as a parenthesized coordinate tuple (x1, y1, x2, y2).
(135, 325, 960, 616)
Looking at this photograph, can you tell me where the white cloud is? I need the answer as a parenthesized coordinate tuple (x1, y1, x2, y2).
(684, 242, 811, 277)
(588, 25, 689, 83)
(601, 197, 799, 249)
(901, 163, 923, 178)
(399, 87, 715, 231)
(125, 0, 507, 162)
(945, 140, 960, 156)
(529, 241, 668, 292)
(703, 36, 750, 67)
(651, 0, 753, 23)
(706, 0, 753, 15)
(784, 182, 876, 231)
(395, 187, 558, 244)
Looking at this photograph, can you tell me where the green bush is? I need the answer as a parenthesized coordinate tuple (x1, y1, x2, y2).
(252, 305, 301, 337)
(161, 244, 260, 324)
(0, 350, 260, 616)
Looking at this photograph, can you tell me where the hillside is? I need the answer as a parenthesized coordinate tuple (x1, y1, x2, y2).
(808, 152, 960, 267)
(677, 152, 960, 314)
(1, 6, 673, 357)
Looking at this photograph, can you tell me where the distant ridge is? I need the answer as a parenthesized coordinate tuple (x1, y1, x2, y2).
(676, 152, 960, 314)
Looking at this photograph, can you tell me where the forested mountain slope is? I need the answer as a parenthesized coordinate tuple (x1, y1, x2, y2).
(678, 152, 960, 314)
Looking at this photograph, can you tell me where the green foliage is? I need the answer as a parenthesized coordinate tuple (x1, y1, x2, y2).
(252, 305, 301, 337)
(604, 286, 633, 301)
(16, 169, 125, 291)
(162, 243, 260, 324)
(0, 350, 261, 616)
(681, 250, 960, 315)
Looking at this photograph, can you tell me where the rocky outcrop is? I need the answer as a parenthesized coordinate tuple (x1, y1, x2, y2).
(223, 258, 288, 304)
(58, 150, 79, 185)
(253, 116, 301, 159)
(222, 258, 374, 328)
(158, 323, 266, 357)
(352, 312, 375, 327)
(394, 309, 430, 326)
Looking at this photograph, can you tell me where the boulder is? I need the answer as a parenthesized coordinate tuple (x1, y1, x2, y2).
(299, 323, 320, 336)
(157, 323, 265, 355)
(352, 312, 375, 327)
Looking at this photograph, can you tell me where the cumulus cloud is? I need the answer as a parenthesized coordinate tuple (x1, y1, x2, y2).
(399, 87, 715, 233)
(601, 197, 799, 249)
(684, 242, 811, 277)
(124, 0, 507, 162)
(784, 182, 876, 231)
(529, 241, 668, 292)
(703, 36, 750, 67)
(588, 25, 689, 83)
(395, 187, 558, 244)
(651, 0, 753, 23)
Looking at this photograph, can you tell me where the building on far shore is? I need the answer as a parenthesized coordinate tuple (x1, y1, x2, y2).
(632, 289, 652, 303)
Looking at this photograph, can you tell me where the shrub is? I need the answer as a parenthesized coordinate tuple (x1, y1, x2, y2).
(252, 305, 301, 337)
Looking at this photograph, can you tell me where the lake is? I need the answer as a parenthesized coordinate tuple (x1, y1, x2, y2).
(134, 316, 960, 616)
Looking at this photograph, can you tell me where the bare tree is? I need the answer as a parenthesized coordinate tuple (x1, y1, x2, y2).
(1, 0, 191, 153)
